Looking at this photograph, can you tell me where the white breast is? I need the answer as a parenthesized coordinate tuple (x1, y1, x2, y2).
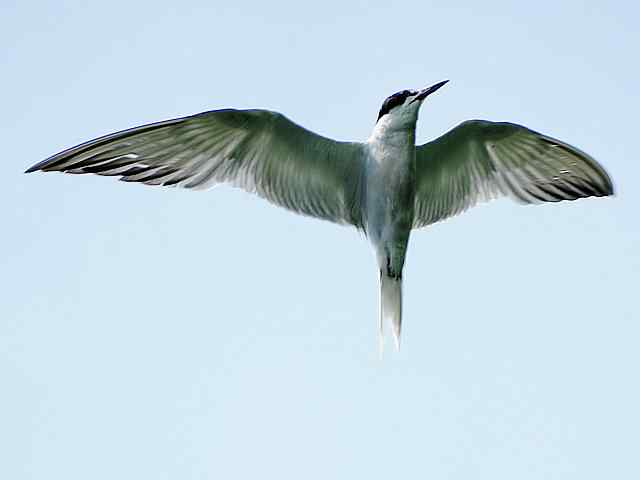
(363, 131, 416, 249)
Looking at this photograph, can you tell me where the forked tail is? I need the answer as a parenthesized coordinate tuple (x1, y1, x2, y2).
(379, 272, 403, 353)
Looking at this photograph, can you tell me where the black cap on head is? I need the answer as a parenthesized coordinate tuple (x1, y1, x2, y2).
(377, 90, 416, 121)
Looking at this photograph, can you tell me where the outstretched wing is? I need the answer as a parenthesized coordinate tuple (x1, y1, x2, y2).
(413, 120, 613, 228)
(27, 109, 366, 226)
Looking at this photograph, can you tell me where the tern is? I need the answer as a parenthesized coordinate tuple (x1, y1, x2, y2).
(26, 81, 614, 351)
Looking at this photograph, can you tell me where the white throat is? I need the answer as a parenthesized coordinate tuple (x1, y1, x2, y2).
(368, 105, 420, 144)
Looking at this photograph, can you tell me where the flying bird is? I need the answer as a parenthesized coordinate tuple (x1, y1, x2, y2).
(26, 81, 614, 351)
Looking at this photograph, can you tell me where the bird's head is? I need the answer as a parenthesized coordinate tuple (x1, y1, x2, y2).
(375, 80, 449, 131)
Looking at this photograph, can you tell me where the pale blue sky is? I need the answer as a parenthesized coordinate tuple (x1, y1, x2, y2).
(2, 1, 639, 478)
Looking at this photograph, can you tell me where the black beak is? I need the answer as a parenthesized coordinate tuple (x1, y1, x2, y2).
(411, 80, 449, 104)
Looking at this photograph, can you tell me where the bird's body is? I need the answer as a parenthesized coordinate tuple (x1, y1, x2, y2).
(365, 119, 416, 276)
(365, 110, 420, 348)
(27, 81, 614, 351)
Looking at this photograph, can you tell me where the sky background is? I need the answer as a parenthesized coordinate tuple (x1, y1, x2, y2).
(2, 1, 639, 478)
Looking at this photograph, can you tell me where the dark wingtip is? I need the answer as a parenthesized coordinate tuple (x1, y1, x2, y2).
(601, 169, 615, 197)
(25, 157, 55, 173)
(25, 156, 53, 173)
(605, 179, 615, 197)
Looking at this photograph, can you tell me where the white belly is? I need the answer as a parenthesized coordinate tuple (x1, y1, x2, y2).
(364, 140, 415, 276)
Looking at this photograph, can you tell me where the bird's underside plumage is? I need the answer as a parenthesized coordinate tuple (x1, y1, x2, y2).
(26, 109, 368, 227)
(413, 120, 613, 227)
(26, 85, 614, 352)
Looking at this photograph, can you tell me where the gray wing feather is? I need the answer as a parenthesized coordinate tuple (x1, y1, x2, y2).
(413, 120, 614, 228)
(27, 109, 366, 226)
